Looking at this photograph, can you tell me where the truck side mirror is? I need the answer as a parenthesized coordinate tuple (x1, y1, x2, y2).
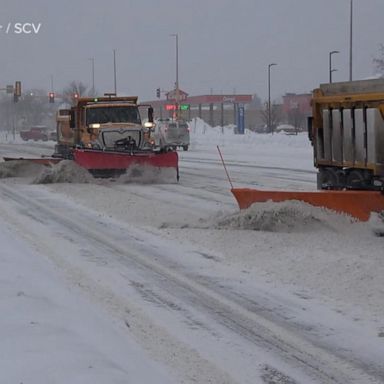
(69, 109, 75, 129)
(148, 107, 154, 123)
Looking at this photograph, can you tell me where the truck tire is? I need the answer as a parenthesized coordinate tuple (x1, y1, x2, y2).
(346, 170, 370, 189)
(318, 168, 337, 189)
(183, 145, 189, 151)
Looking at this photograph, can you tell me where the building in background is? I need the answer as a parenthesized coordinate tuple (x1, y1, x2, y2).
(145, 90, 259, 130)
(145, 90, 311, 132)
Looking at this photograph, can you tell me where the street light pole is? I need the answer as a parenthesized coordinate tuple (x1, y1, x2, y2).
(268, 63, 277, 134)
(349, 0, 353, 81)
(89, 58, 95, 96)
(331, 69, 338, 83)
(170, 33, 179, 119)
(113, 49, 117, 95)
(329, 50, 339, 83)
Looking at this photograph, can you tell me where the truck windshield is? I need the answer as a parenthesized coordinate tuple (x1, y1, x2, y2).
(86, 106, 141, 125)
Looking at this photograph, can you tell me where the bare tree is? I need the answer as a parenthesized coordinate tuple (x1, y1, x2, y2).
(259, 101, 282, 133)
(0, 89, 55, 131)
(62, 81, 89, 105)
(286, 108, 306, 133)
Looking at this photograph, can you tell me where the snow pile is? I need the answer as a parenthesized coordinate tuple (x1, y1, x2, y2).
(215, 200, 354, 233)
(33, 160, 94, 184)
(368, 211, 384, 237)
(117, 164, 178, 184)
(189, 117, 307, 148)
(188, 118, 313, 171)
(0, 160, 46, 178)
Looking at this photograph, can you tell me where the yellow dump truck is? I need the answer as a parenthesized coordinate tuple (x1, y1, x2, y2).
(309, 79, 384, 190)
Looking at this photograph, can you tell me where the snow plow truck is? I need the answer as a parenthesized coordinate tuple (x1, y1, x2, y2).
(231, 79, 384, 221)
(308, 79, 384, 191)
(6, 95, 179, 179)
(53, 95, 178, 178)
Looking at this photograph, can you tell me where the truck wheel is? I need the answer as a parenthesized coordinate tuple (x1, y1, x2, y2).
(346, 170, 370, 189)
(318, 168, 337, 189)
(335, 169, 346, 189)
(183, 145, 189, 151)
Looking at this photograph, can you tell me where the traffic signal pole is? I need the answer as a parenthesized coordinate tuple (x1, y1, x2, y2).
(14, 81, 21, 102)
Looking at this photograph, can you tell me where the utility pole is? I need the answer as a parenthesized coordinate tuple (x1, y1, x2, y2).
(329, 50, 339, 83)
(113, 49, 117, 95)
(171, 33, 179, 120)
(89, 58, 95, 96)
(349, 0, 353, 81)
(268, 63, 277, 134)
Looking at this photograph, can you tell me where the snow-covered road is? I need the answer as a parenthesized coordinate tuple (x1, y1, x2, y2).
(1, 127, 384, 383)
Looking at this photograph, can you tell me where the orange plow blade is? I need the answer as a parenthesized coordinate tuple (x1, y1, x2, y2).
(231, 188, 384, 221)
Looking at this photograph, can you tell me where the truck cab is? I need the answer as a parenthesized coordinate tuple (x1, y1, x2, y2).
(54, 96, 155, 158)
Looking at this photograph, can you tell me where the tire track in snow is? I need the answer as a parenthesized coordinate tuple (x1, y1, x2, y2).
(0, 182, 382, 384)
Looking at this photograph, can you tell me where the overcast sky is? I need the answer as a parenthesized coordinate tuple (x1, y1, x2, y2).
(1, 0, 383, 102)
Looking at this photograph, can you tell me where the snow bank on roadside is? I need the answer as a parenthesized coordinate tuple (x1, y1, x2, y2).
(190, 117, 310, 148)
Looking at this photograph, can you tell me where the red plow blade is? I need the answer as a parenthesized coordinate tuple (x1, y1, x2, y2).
(231, 188, 384, 221)
(73, 149, 179, 178)
(3, 156, 62, 166)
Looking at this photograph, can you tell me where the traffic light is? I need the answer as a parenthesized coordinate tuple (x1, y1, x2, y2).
(13, 81, 21, 103)
(48, 92, 55, 103)
(14, 81, 21, 96)
(156, 87, 160, 98)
